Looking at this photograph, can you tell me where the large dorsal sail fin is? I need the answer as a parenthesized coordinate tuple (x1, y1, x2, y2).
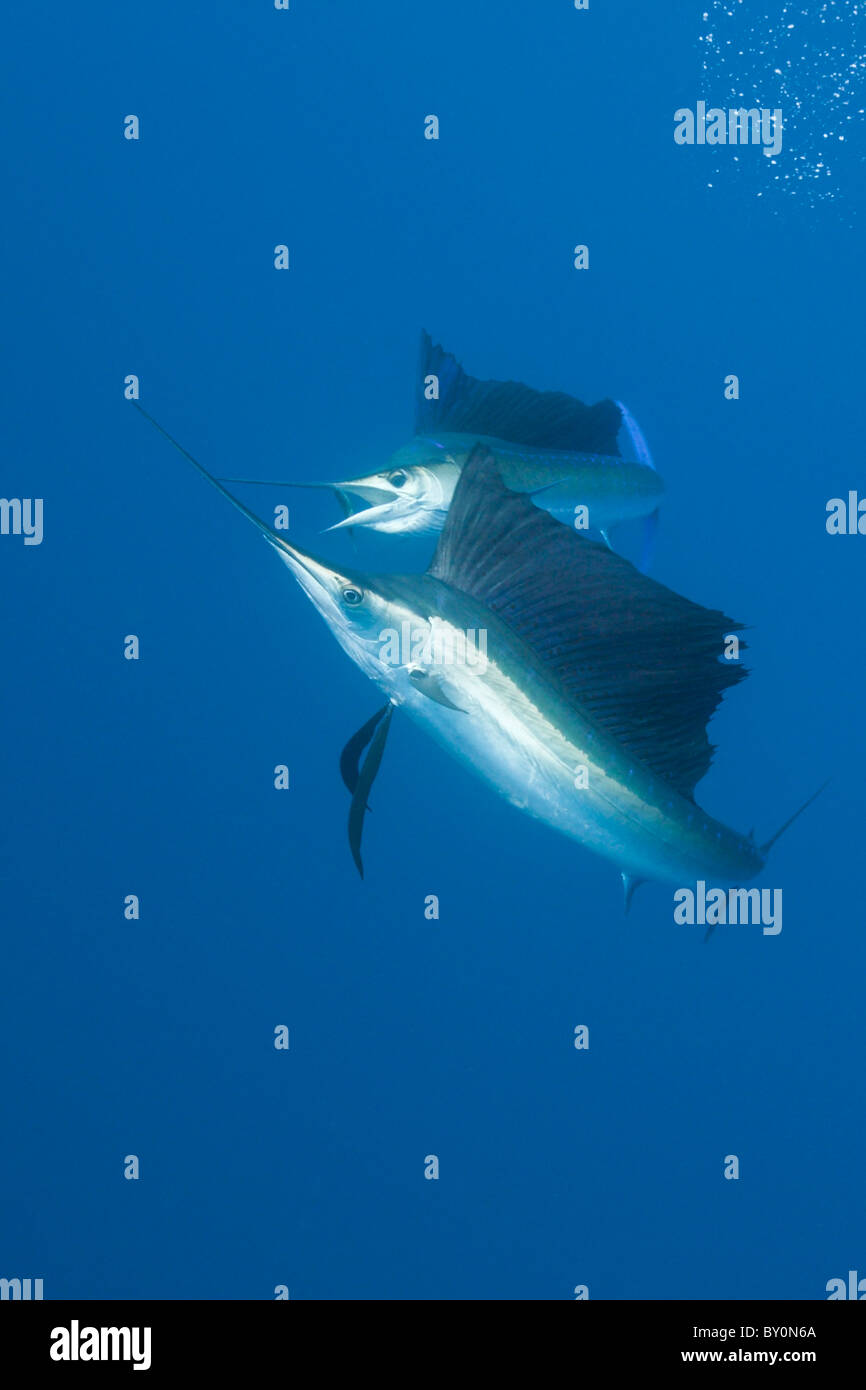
(416, 332, 622, 456)
(429, 448, 746, 800)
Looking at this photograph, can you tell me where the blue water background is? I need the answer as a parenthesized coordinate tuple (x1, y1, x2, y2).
(1, 1, 863, 1299)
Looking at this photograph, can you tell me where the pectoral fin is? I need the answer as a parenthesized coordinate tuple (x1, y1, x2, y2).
(408, 668, 466, 711)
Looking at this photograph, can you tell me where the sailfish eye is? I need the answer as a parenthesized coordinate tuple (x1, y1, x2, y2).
(388, 469, 408, 488)
(342, 586, 364, 606)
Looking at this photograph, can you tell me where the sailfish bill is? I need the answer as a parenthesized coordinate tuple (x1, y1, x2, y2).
(137, 407, 820, 891)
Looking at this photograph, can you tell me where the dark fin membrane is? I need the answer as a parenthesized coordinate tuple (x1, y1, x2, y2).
(340, 704, 392, 795)
(348, 704, 394, 878)
(430, 448, 747, 801)
(416, 332, 622, 456)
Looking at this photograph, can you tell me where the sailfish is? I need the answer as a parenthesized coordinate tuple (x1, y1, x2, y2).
(221, 333, 664, 565)
(136, 405, 819, 899)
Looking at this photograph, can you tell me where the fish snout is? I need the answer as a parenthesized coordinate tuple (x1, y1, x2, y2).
(334, 478, 402, 506)
(326, 476, 425, 533)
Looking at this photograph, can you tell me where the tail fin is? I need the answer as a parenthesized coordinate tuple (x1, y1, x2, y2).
(760, 779, 830, 856)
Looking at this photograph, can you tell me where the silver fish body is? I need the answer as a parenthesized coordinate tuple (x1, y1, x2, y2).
(331, 431, 664, 535)
(139, 406, 793, 893)
(300, 565, 762, 886)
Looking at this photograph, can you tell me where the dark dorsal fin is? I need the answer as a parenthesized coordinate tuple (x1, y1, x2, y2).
(416, 332, 622, 456)
(429, 448, 746, 799)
